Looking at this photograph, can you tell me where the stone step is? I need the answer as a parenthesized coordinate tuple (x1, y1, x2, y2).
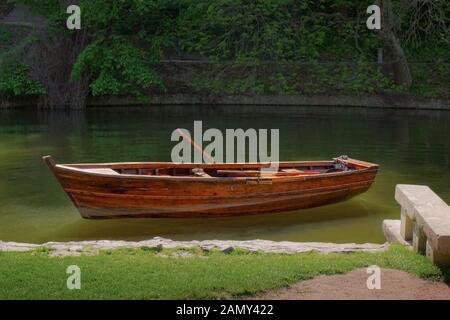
(395, 184, 450, 265)
(382, 219, 411, 246)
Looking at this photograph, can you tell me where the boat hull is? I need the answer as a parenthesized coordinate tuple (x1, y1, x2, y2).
(44, 157, 378, 219)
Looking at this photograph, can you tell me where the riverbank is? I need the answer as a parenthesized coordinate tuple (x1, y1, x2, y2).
(2, 93, 450, 110)
(0, 244, 446, 299)
(0, 237, 389, 256)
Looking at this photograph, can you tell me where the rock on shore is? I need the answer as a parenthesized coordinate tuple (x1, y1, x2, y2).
(0, 237, 389, 256)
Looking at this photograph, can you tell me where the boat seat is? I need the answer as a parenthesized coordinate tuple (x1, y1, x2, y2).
(282, 169, 304, 173)
(284, 168, 327, 174)
(84, 168, 119, 175)
(276, 169, 326, 176)
(217, 170, 261, 177)
(194, 171, 212, 178)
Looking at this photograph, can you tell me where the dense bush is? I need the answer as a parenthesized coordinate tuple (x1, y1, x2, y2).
(0, 63, 45, 98)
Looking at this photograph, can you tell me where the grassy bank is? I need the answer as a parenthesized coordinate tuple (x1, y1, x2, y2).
(0, 245, 447, 300)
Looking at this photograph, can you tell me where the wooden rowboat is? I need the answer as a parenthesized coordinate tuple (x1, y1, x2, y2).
(43, 155, 378, 219)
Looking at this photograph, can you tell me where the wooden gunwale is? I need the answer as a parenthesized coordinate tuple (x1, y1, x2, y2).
(64, 160, 334, 167)
(62, 161, 338, 170)
(54, 164, 378, 182)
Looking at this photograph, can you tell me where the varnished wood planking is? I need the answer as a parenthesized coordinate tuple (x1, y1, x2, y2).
(43, 155, 378, 219)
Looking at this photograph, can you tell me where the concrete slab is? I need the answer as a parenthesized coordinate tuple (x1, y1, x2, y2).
(383, 220, 411, 246)
(395, 184, 450, 264)
(415, 205, 450, 254)
(413, 223, 426, 254)
(395, 185, 447, 220)
(426, 239, 450, 267)
(400, 208, 413, 241)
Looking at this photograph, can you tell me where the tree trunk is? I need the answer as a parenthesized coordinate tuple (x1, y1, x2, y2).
(376, 0, 412, 88)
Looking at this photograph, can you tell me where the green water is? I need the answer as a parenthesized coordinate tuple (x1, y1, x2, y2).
(0, 106, 449, 244)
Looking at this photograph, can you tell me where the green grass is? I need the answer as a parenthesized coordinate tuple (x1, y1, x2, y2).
(0, 245, 447, 300)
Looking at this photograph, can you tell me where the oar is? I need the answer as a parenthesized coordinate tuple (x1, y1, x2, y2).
(176, 128, 216, 164)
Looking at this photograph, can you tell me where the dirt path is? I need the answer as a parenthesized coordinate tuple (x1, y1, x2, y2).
(251, 268, 450, 300)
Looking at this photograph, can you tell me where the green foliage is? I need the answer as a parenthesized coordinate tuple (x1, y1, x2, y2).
(69, 0, 179, 96)
(3, 0, 449, 99)
(12, 0, 176, 97)
(72, 37, 163, 96)
(409, 61, 450, 97)
(179, 0, 319, 62)
(0, 27, 13, 44)
(0, 63, 45, 98)
(304, 58, 396, 95)
(178, 0, 401, 95)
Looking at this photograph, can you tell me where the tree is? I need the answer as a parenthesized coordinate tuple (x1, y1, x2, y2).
(375, 0, 412, 88)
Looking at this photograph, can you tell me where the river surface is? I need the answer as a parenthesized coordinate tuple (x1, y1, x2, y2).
(0, 106, 448, 244)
